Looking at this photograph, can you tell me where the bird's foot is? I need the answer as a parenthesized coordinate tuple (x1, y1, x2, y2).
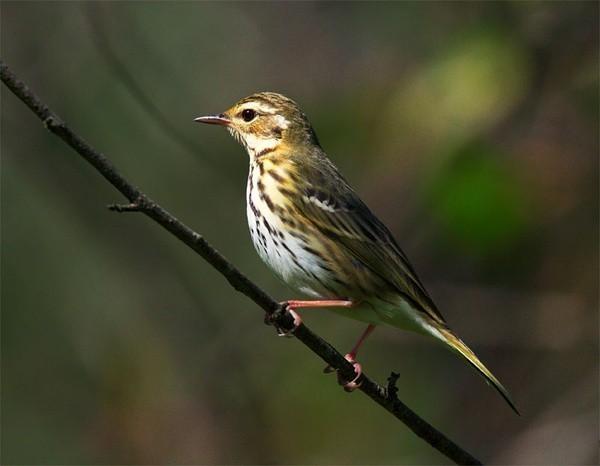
(322, 323, 374, 382)
(324, 353, 363, 392)
(267, 299, 354, 338)
(264, 304, 302, 338)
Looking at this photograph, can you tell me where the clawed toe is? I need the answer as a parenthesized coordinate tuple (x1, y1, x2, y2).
(278, 308, 302, 337)
(324, 353, 362, 391)
(265, 306, 302, 337)
(338, 354, 362, 391)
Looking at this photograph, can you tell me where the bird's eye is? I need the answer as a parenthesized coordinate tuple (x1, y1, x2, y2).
(241, 109, 256, 122)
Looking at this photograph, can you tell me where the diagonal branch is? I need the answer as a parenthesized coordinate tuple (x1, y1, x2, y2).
(1, 59, 482, 466)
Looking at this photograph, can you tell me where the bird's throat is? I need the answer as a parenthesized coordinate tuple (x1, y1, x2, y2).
(240, 132, 281, 159)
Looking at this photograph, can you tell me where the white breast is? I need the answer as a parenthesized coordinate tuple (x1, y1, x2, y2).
(245, 162, 327, 298)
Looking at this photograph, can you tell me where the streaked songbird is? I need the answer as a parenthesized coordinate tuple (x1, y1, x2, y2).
(195, 92, 518, 414)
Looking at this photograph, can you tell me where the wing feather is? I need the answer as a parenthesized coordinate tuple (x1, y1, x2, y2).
(289, 155, 445, 324)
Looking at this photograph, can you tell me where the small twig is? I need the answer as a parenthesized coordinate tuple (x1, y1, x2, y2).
(386, 372, 401, 402)
(108, 202, 142, 212)
(1, 59, 482, 466)
(107, 195, 151, 213)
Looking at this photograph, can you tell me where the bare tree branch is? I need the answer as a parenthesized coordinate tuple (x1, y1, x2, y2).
(1, 59, 483, 466)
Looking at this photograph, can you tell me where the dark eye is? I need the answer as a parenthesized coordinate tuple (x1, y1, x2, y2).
(241, 109, 256, 122)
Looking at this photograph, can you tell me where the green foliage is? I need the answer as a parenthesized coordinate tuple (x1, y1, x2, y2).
(427, 142, 530, 257)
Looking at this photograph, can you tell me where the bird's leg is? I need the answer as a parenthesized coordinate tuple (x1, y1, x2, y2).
(324, 324, 375, 372)
(266, 299, 355, 337)
(346, 323, 376, 361)
(285, 299, 355, 309)
(325, 324, 376, 392)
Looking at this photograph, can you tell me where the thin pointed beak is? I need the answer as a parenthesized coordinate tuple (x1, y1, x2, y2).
(194, 114, 231, 126)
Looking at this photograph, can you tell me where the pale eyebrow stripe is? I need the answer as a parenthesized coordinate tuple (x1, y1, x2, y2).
(238, 98, 277, 114)
(255, 102, 277, 114)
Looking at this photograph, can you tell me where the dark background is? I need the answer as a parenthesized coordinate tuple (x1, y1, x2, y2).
(2, 2, 598, 464)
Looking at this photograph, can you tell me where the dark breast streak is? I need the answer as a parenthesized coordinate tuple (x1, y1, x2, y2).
(247, 158, 353, 298)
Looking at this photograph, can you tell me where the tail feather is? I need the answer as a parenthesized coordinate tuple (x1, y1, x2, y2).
(436, 326, 520, 415)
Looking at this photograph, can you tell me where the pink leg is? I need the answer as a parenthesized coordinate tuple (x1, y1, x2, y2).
(269, 299, 371, 391)
(325, 324, 375, 371)
(325, 324, 376, 392)
(347, 324, 376, 360)
(270, 299, 356, 337)
(285, 299, 355, 309)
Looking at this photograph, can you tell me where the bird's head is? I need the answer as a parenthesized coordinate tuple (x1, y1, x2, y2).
(195, 92, 320, 158)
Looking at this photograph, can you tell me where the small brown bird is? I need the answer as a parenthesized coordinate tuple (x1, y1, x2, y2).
(195, 92, 518, 414)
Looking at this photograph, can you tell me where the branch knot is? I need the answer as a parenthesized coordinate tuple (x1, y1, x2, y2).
(107, 195, 151, 213)
(386, 371, 400, 402)
(43, 115, 64, 130)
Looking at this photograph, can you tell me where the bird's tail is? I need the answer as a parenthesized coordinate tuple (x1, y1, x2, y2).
(435, 325, 520, 415)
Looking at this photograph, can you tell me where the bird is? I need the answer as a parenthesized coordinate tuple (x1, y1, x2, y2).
(195, 91, 518, 414)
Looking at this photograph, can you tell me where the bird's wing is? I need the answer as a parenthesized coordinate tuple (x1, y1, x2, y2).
(290, 160, 445, 324)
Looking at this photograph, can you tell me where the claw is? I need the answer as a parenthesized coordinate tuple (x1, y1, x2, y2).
(267, 307, 302, 337)
(340, 354, 362, 392)
(334, 354, 363, 392)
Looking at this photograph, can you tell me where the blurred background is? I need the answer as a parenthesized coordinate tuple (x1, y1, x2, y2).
(2, 2, 598, 464)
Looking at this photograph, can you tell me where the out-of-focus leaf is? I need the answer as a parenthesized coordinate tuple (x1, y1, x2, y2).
(426, 142, 530, 256)
(385, 27, 530, 155)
